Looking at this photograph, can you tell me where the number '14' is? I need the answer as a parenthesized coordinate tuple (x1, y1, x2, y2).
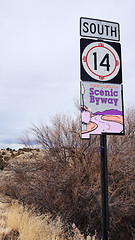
(93, 52, 110, 71)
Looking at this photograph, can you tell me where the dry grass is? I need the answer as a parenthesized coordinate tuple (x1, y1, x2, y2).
(0, 200, 96, 240)
(5, 202, 96, 240)
(0, 201, 11, 239)
(5, 201, 65, 240)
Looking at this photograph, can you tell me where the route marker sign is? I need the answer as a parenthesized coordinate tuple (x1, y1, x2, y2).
(80, 38, 122, 83)
(80, 17, 120, 41)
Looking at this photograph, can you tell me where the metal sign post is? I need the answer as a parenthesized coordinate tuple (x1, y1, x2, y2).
(100, 134, 109, 240)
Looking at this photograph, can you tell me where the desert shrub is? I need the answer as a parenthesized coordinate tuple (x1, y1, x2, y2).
(6, 148, 11, 151)
(2, 151, 6, 155)
(2, 108, 135, 239)
(3, 156, 101, 238)
(0, 154, 7, 170)
(18, 148, 33, 152)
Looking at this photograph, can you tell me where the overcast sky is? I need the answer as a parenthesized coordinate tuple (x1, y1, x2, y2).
(0, 0, 135, 149)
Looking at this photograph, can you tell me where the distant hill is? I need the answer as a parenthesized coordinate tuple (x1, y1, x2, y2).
(94, 109, 123, 115)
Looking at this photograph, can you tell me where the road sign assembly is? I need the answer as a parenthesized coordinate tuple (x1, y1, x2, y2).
(79, 18, 124, 137)
(79, 17, 124, 240)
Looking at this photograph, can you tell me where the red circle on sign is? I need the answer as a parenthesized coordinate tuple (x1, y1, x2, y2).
(85, 45, 117, 79)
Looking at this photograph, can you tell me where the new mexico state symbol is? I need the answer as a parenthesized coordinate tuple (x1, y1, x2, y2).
(80, 38, 122, 84)
(82, 42, 120, 81)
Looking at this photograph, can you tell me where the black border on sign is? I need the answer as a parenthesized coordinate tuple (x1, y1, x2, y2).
(80, 17, 120, 41)
(80, 82, 125, 138)
(80, 38, 123, 84)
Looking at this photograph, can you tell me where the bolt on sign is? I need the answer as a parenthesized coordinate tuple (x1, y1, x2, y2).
(79, 17, 124, 137)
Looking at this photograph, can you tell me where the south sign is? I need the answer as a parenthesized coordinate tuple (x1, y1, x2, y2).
(80, 17, 120, 41)
(80, 38, 122, 84)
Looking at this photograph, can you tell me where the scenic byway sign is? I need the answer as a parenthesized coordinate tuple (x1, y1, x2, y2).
(80, 17, 120, 41)
(81, 82, 124, 137)
(80, 38, 122, 84)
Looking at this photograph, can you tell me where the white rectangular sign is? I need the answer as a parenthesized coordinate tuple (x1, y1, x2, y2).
(80, 17, 120, 41)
